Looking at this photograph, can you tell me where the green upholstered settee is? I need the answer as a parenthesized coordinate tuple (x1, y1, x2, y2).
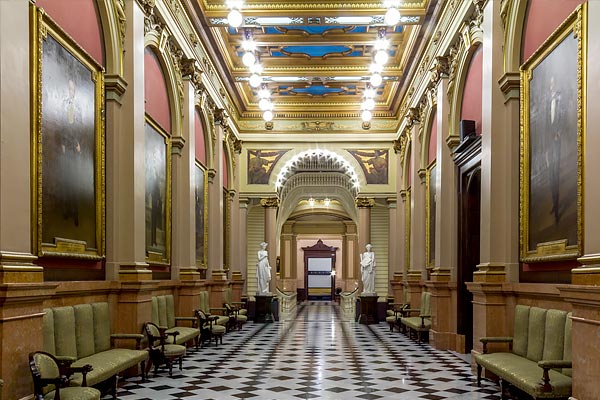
(197, 290, 230, 328)
(400, 291, 431, 342)
(43, 303, 148, 398)
(474, 305, 572, 400)
(151, 295, 200, 350)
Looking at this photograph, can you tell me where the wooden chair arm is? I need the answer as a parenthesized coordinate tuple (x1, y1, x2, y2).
(538, 360, 572, 392)
(66, 364, 93, 387)
(480, 337, 513, 353)
(111, 333, 144, 349)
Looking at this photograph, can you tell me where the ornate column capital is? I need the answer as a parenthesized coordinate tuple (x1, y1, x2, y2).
(405, 107, 420, 129)
(181, 57, 203, 88)
(355, 197, 375, 208)
(260, 197, 279, 208)
(429, 56, 449, 86)
(213, 108, 229, 128)
(136, 0, 155, 16)
(207, 168, 216, 183)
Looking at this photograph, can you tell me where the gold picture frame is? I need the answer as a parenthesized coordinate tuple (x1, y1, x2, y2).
(195, 161, 208, 269)
(519, 4, 586, 262)
(145, 116, 172, 266)
(31, 6, 105, 259)
(425, 162, 436, 268)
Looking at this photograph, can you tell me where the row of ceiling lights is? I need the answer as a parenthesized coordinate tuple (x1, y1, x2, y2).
(226, 1, 404, 125)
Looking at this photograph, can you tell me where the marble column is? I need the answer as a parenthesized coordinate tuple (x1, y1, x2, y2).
(261, 197, 278, 292)
(573, 1, 600, 285)
(206, 111, 225, 281)
(477, 0, 519, 283)
(107, 0, 151, 281)
(431, 76, 456, 282)
(387, 197, 399, 285)
(408, 120, 426, 282)
(237, 198, 249, 293)
(171, 73, 200, 281)
(0, 0, 42, 284)
(280, 221, 295, 291)
(229, 138, 242, 285)
(343, 221, 358, 290)
(0, 5, 47, 397)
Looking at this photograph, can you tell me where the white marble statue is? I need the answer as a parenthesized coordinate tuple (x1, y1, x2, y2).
(360, 244, 376, 294)
(256, 242, 272, 294)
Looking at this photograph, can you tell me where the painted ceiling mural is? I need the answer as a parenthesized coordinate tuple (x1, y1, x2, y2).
(189, 0, 433, 133)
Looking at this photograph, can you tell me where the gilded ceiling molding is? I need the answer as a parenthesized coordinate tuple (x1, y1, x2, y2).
(355, 198, 375, 208)
(260, 198, 279, 208)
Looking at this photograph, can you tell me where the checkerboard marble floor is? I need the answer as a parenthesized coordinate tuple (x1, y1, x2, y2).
(108, 302, 500, 399)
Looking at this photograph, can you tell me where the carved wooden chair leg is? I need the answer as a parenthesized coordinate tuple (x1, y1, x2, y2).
(179, 355, 183, 371)
(476, 364, 482, 386)
(112, 374, 119, 399)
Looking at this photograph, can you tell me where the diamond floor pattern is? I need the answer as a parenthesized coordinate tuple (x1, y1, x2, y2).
(107, 302, 500, 399)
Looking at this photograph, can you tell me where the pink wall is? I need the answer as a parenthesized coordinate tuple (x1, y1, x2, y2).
(36, 0, 104, 66)
(428, 112, 438, 164)
(522, 0, 585, 62)
(194, 110, 206, 165)
(144, 47, 172, 133)
(460, 45, 483, 136)
(222, 148, 229, 189)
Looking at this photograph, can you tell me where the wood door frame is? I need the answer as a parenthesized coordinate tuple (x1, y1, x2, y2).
(302, 239, 338, 299)
(454, 135, 482, 353)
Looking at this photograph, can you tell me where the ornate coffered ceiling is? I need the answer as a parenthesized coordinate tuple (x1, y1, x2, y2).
(187, 0, 434, 135)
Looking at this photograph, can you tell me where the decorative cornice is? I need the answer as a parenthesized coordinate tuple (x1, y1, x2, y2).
(260, 197, 279, 208)
(355, 197, 375, 208)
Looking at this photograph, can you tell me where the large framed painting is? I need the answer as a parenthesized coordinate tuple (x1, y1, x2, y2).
(520, 4, 586, 262)
(31, 6, 105, 259)
(195, 162, 208, 269)
(247, 149, 289, 184)
(145, 117, 171, 265)
(348, 149, 389, 184)
(425, 162, 437, 268)
(223, 188, 230, 270)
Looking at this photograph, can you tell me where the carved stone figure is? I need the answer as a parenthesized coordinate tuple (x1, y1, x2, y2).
(257, 242, 272, 294)
(360, 244, 376, 294)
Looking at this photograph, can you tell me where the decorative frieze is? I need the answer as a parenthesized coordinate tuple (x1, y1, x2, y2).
(355, 197, 375, 208)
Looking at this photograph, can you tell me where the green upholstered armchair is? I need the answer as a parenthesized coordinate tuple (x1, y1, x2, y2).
(224, 303, 248, 330)
(385, 289, 410, 332)
(151, 295, 200, 351)
(42, 303, 148, 399)
(400, 291, 431, 343)
(196, 309, 226, 347)
(198, 290, 230, 329)
(143, 322, 186, 377)
(29, 351, 101, 400)
(223, 287, 247, 316)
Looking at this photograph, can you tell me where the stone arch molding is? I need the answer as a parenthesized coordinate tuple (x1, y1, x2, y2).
(273, 149, 364, 238)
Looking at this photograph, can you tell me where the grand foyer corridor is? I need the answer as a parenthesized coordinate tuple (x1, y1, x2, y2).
(113, 303, 500, 400)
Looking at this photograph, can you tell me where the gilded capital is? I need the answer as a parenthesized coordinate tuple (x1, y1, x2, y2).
(405, 107, 420, 128)
(136, 0, 155, 15)
(355, 197, 375, 208)
(430, 56, 449, 85)
(232, 137, 242, 154)
(213, 108, 228, 128)
(260, 197, 279, 208)
(181, 58, 203, 87)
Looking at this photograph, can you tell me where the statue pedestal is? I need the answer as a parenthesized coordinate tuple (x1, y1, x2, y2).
(357, 293, 378, 324)
(255, 293, 274, 323)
